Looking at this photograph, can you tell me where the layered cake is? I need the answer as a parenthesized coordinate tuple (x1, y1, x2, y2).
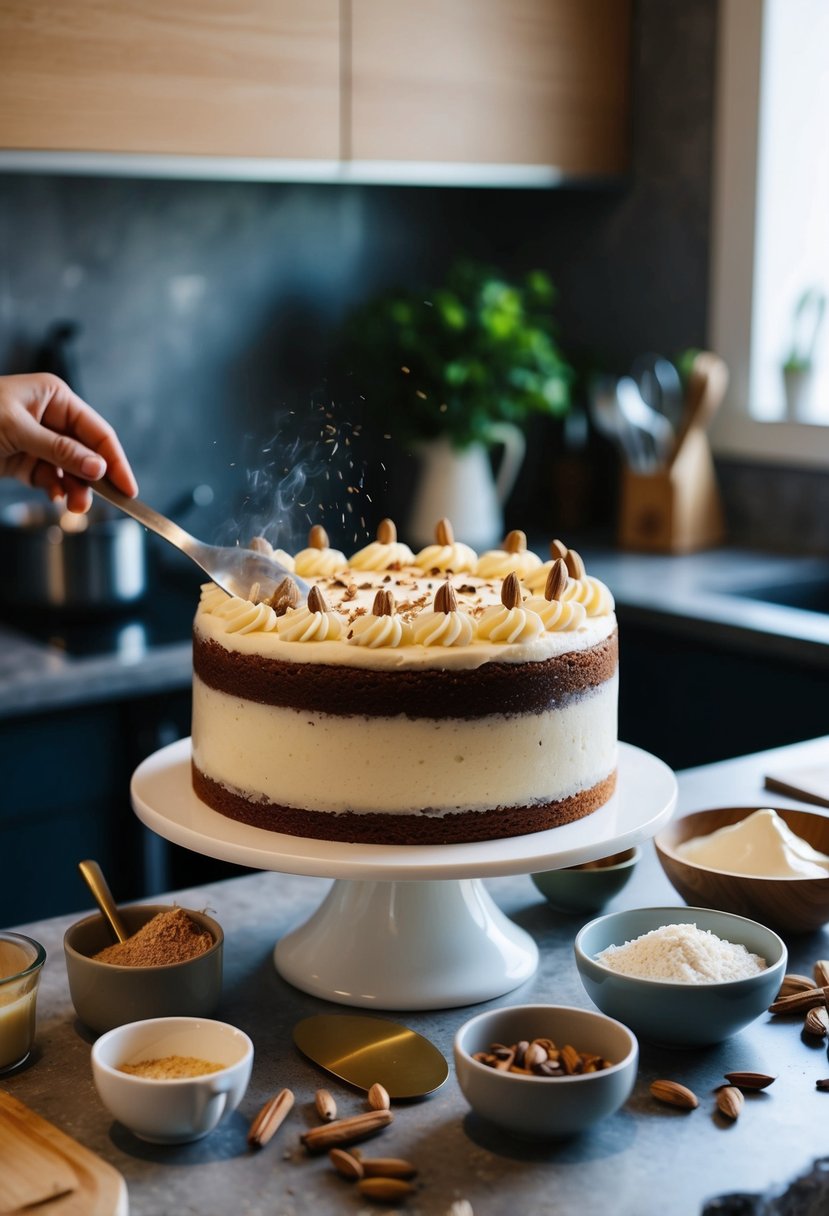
(191, 521, 618, 845)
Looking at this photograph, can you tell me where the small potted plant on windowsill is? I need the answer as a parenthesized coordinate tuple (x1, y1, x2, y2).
(782, 287, 826, 422)
(335, 261, 572, 548)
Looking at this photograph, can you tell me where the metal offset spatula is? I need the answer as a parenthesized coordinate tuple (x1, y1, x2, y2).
(93, 480, 309, 601)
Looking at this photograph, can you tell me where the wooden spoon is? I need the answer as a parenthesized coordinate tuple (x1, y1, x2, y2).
(670, 351, 729, 465)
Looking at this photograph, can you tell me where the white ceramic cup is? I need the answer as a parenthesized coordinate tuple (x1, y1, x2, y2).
(91, 1016, 253, 1143)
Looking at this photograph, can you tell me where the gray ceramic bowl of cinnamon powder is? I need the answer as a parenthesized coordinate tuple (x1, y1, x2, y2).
(64, 905, 223, 1034)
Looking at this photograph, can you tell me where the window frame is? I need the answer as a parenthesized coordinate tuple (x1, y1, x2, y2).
(709, 0, 829, 466)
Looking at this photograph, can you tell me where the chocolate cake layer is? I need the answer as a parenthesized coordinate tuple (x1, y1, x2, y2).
(193, 629, 618, 720)
(192, 764, 617, 845)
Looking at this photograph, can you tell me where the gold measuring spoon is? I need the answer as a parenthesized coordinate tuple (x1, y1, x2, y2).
(293, 1014, 449, 1100)
(77, 859, 129, 944)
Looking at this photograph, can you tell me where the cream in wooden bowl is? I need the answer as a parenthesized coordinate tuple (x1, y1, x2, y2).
(654, 806, 829, 933)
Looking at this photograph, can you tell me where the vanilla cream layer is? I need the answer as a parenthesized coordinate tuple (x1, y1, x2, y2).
(194, 604, 615, 671)
(192, 673, 618, 816)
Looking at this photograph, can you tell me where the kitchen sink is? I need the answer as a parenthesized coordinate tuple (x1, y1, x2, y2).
(729, 577, 829, 614)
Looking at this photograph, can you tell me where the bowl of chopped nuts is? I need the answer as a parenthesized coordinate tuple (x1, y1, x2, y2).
(454, 1003, 638, 1138)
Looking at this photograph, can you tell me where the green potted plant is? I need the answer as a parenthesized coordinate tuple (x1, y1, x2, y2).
(336, 261, 572, 547)
(782, 287, 825, 421)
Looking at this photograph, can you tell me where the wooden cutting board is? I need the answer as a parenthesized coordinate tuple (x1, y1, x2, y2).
(765, 763, 829, 809)
(0, 1091, 127, 1215)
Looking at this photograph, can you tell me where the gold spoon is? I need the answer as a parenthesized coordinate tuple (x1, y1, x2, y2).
(77, 859, 130, 943)
(293, 1014, 448, 1100)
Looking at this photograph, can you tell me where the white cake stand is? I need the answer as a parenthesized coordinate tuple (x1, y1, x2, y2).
(131, 739, 676, 1010)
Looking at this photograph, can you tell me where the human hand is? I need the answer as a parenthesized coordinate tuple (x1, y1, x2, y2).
(0, 372, 138, 513)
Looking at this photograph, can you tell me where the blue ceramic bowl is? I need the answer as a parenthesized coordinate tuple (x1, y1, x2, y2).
(531, 847, 641, 915)
(454, 1003, 638, 1139)
(574, 906, 786, 1047)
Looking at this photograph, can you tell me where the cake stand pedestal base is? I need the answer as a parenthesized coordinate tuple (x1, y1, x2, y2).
(274, 877, 538, 1009)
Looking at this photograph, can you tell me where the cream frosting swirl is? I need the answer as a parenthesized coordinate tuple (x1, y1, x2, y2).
(476, 603, 544, 644)
(525, 596, 586, 632)
(522, 560, 559, 594)
(349, 540, 416, 571)
(562, 576, 615, 616)
(475, 548, 542, 580)
(349, 613, 414, 648)
(200, 582, 230, 613)
(414, 542, 478, 573)
(278, 605, 345, 642)
(412, 609, 476, 647)
(294, 547, 348, 577)
(199, 585, 278, 634)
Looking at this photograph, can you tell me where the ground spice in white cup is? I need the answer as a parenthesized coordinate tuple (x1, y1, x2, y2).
(93, 908, 214, 967)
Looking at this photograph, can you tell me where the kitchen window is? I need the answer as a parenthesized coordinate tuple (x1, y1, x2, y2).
(709, 0, 829, 465)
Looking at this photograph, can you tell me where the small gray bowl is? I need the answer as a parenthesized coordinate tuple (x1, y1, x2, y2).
(531, 847, 641, 915)
(64, 905, 223, 1035)
(574, 906, 786, 1048)
(454, 1003, 638, 1139)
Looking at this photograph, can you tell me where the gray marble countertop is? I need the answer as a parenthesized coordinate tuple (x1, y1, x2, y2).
(3, 545, 829, 723)
(4, 735, 829, 1216)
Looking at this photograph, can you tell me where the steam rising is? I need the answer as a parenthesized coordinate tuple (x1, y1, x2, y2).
(217, 401, 379, 553)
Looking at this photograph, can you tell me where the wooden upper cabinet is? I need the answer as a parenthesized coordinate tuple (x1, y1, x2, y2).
(349, 0, 631, 174)
(0, 0, 340, 158)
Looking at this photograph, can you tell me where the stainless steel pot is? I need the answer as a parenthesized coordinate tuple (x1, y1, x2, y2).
(0, 498, 147, 611)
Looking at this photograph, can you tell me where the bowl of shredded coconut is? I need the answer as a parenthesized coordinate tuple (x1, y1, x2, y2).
(574, 906, 786, 1046)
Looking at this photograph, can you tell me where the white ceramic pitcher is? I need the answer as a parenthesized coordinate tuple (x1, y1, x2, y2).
(408, 422, 526, 550)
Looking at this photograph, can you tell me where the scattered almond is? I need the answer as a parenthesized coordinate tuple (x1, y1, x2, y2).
(367, 1082, 390, 1111)
(549, 538, 568, 560)
(814, 960, 829, 988)
(309, 524, 329, 549)
(649, 1080, 699, 1110)
(723, 1072, 776, 1090)
(301, 1109, 393, 1153)
(329, 1147, 364, 1180)
(768, 986, 828, 1015)
(777, 972, 816, 998)
(716, 1086, 744, 1120)
(804, 1006, 829, 1038)
(315, 1088, 337, 1122)
(357, 1177, 416, 1203)
(361, 1157, 418, 1180)
(523, 1042, 548, 1070)
(247, 1088, 295, 1149)
(816, 1078, 829, 1092)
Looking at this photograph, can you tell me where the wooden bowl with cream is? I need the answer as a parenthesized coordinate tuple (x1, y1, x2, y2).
(654, 806, 829, 934)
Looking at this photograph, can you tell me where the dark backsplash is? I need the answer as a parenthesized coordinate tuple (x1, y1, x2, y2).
(10, 1, 806, 553)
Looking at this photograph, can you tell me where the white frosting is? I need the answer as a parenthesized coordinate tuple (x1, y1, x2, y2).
(349, 613, 413, 649)
(414, 543, 478, 573)
(349, 540, 416, 570)
(562, 576, 615, 616)
(294, 547, 348, 577)
(525, 596, 586, 632)
(476, 604, 544, 644)
(475, 549, 543, 579)
(192, 674, 618, 816)
(277, 605, 345, 642)
(677, 808, 829, 878)
(412, 610, 476, 647)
